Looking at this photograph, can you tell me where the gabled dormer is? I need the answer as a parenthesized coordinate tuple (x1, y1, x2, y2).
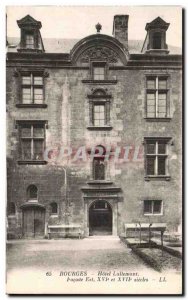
(17, 15, 45, 53)
(142, 17, 170, 54)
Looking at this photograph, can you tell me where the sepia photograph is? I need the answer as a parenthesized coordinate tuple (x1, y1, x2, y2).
(6, 5, 183, 295)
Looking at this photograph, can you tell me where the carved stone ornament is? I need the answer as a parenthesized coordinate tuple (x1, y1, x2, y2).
(80, 46, 118, 63)
(13, 68, 49, 77)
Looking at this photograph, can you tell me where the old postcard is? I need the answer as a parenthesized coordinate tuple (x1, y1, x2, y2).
(6, 5, 183, 295)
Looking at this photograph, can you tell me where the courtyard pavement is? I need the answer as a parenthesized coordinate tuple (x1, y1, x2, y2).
(7, 236, 152, 273)
(6, 237, 183, 295)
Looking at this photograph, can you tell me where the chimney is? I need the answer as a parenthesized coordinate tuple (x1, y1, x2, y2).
(113, 15, 129, 49)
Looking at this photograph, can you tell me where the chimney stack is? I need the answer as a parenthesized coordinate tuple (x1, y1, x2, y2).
(113, 15, 129, 49)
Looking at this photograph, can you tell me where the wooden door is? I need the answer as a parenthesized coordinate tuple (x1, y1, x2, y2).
(34, 209, 45, 237)
(23, 207, 45, 238)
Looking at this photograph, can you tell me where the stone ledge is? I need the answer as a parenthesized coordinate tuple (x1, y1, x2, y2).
(87, 125, 113, 131)
(87, 180, 113, 185)
(82, 79, 117, 85)
(144, 176, 171, 181)
(16, 104, 47, 108)
(17, 160, 47, 165)
(144, 117, 171, 122)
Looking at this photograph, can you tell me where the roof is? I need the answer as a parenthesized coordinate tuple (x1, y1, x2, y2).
(7, 36, 182, 55)
(145, 16, 170, 31)
(17, 14, 42, 29)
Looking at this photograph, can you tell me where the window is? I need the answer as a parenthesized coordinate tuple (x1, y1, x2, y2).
(25, 33, 34, 49)
(20, 123, 45, 161)
(93, 104, 105, 126)
(27, 185, 38, 201)
(145, 139, 169, 177)
(93, 158, 105, 180)
(146, 76, 168, 118)
(92, 62, 106, 80)
(92, 201, 109, 209)
(144, 200, 162, 215)
(8, 202, 16, 215)
(87, 89, 112, 130)
(50, 202, 58, 214)
(153, 32, 162, 49)
(22, 74, 43, 104)
(93, 66, 105, 80)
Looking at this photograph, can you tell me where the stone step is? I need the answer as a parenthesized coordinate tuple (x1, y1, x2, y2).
(88, 235, 120, 240)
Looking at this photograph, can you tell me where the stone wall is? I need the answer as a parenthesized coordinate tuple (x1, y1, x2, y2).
(6, 63, 182, 237)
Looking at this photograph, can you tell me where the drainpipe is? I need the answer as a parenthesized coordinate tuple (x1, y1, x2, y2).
(149, 223, 152, 248)
(62, 167, 69, 225)
(138, 222, 141, 245)
(161, 230, 164, 256)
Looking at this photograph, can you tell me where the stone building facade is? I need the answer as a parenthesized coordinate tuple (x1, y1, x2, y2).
(6, 14, 182, 239)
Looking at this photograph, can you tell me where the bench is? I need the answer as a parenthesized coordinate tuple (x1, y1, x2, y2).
(47, 224, 83, 239)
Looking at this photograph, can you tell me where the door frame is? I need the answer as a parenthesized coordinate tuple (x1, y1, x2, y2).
(89, 200, 112, 235)
(21, 203, 46, 238)
(84, 198, 118, 237)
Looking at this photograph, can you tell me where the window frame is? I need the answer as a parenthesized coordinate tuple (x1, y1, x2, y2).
(14, 69, 48, 108)
(27, 185, 38, 202)
(21, 73, 44, 105)
(50, 202, 58, 215)
(152, 32, 162, 49)
(87, 89, 112, 130)
(93, 157, 106, 180)
(25, 32, 35, 49)
(19, 28, 43, 53)
(93, 103, 106, 127)
(143, 200, 163, 216)
(91, 61, 107, 81)
(145, 75, 170, 120)
(144, 138, 171, 180)
(17, 120, 47, 165)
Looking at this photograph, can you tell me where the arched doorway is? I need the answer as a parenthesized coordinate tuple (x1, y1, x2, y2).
(89, 200, 112, 236)
(21, 203, 45, 238)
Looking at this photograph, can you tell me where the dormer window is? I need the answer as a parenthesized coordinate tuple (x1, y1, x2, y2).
(143, 17, 169, 54)
(25, 33, 34, 49)
(17, 15, 44, 53)
(153, 32, 162, 49)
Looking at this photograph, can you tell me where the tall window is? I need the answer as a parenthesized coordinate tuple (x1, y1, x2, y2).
(22, 74, 43, 104)
(93, 104, 105, 126)
(25, 34, 34, 49)
(93, 158, 105, 180)
(88, 89, 111, 129)
(20, 123, 45, 161)
(144, 200, 162, 215)
(146, 76, 168, 118)
(8, 202, 16, 215)
(153, 32, 162, 49)
(50, 202, 58, 214)
(145, 139, 168, 176)
(27, 185, 38, 201)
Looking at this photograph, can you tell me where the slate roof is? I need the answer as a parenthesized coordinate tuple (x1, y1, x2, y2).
(7, 36, 182, 55)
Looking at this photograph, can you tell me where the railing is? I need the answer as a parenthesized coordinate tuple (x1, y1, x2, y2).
(124, 223, 166, 247)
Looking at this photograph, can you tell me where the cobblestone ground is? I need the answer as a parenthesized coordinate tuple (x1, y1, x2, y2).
(7, 237, 153, 272)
